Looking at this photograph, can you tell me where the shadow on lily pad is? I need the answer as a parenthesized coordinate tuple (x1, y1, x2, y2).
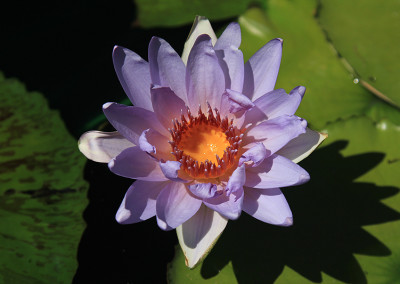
(200, 141, 400, 283)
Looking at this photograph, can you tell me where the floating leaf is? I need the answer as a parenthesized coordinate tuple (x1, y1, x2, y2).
(318, 0, 400, 108)
(238, 3, 400, 129)
(0, 72, 88, 283)
(135, 0, 263, 27)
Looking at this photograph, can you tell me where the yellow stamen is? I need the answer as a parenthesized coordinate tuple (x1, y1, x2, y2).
(178, 124, 229, 164)
(169, 105, 243, 179)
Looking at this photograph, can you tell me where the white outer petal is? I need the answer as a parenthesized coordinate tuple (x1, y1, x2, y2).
(276, 128, 328, 163)
(176, 205, 228, 268)
(78, 131, 133, 163)
(181, 16, 217, 65)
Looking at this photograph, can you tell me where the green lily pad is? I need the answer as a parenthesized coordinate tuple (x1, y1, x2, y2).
(0, 72, 88, 283)
(319, 117, 400, 284)
(134, 0, 263, 28)
(168, 116, 400, 283)
(238, 2, 400, 130)
(318, 0, 400, 108)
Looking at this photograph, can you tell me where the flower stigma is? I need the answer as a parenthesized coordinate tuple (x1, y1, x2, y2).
(169, 103, 244, 179)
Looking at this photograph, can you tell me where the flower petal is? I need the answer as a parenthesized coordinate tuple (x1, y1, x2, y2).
(225, 165, 246, 195)
(159, 160, 187, 182)
(277, 128, 328, 163)
(176, 205, 228, 268)
(148, 37, 187, 103)
(220, 89, 254, 115)
(151, 86, 186, 131)
(103, 102, 169, 144)
(214, 22, 241, 50)
(242, 38, 282, 101)
(243, 187, 293, 226)
(78, 131, 133, 163)
(245, 154, 310, 189)
(244, 86, 305, 125)
(115, 180, 168, 224)
(138, 129, 155, 154)
(156, 182, 202, 230)
(204, 187, 244, 220)
(113, 46, 153, 111)
(189, 183, 218, 199)
(239, 143, 270, 167)
(182, 16, 217, 65)
(138, 129, 173, 161)
(186, 34, 225, 113)
(109, 146, 167, 181)
(214, 23, 244, 93)
(245, 115, 307, 154)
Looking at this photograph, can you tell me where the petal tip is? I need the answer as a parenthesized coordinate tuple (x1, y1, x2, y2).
(156, 217, 170, 231)
(281, 217, 293, 226)
(300, 118, 308, 129)
(300, 173, 310, 184)
(296, 86, 306, 97)
(103, 102, 113, 110)
(108, 158, 115, 169)
(115, 207, 130, 224)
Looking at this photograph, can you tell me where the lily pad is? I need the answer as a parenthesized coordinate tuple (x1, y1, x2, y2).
(134, 0, 263, 28)
(318, 0, 400, 108)
(238, 3, 400, 129)
(168, 116, 400, 283)
(0, 72, 88, 283)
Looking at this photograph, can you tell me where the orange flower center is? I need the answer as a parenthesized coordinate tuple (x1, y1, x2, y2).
(178, 125, 229, 164)
(169, 104, 244, 179)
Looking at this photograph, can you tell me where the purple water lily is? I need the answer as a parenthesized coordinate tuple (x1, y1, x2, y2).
(79, 16, 327, 268)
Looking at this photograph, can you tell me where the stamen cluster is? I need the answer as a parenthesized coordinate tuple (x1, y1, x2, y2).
(168, 103, 244, 179)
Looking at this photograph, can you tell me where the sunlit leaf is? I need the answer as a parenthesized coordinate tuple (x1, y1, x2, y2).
(239, 3, 400, 129)
(318, 0, 400, 108)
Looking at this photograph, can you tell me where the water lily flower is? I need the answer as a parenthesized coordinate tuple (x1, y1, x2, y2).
(79, 16, 327, 268)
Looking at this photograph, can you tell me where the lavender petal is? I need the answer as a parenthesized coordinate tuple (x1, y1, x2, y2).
(225, 165, 246, 195)
(116, 180, 168, 224)
(138, 129, 173, 161)
(239, 143, 270, 167)
(204, 187, 244, 220)
(186, 34, 225, 113)
(113, 46, 153, 111)
(214, 22, 244, 92)
(244, 86, 305, 125)
(189, 183, 218, 199)
(245, 154, 310, 189)
(245, 115, 307, 154)
(151, 86, 186, 131)
(243, 187, 293, 226)
(103, 102, 169, 144)
(109, 146, 167, 181)
(159, 160, 188, 182)
(148, 37, 188, 103)
(156, 182, 202, 230)
(214, 22, 241, 50)
(220, 89, 254, 115)
(242, 38, 282, 101)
